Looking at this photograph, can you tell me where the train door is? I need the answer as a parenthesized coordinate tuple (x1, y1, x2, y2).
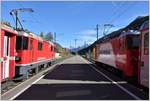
(3, 35, 10, 79)
(140, 31, 149, 87)
(93, 47, 96, 60)
(30, 38, 34, 62)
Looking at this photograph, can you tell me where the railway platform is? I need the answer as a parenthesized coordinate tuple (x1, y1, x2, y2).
(1, 55, 148, 100)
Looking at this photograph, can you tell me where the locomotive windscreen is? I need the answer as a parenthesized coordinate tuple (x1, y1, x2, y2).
(16, 36, 22, 50)
(127, 35, 140, 49)
(16, 36, 28, 50)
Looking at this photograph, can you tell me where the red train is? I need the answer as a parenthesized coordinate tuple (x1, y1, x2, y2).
(79, 16, 149, 88)
(1, 23, 55, 82)
(93, 27, 149, 88)
(1, 24, 17, 82)
(95, 30, 139, 80)
(139, 21, 149, 88)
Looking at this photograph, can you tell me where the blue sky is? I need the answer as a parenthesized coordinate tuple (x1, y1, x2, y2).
(2, 1, 149, 48)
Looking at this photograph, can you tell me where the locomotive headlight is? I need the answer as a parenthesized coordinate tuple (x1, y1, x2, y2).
(15, 56, 21, 62)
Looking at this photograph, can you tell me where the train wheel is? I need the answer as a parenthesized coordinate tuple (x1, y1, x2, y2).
(121, 72, 127, 81)
(46, 64, 49, 68)
(35, 67, 39, 74)
(26, 71, 29, 79)
(44, 64, 47, 69)
(128, 76, 138, 85)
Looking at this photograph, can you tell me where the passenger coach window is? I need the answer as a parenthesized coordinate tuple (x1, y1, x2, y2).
(144, 33, 149, 48)
(38, 42, 43, 50)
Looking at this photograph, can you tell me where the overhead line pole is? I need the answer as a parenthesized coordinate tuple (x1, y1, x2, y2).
(54, 32, 56, 43)
(74, 39, 77, 49)
(15, 12, 18, 29)
(96, 24, 99, 40)
(74, 39, 78, 54)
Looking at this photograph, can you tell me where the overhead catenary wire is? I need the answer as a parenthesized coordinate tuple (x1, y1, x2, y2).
(17, 3, 38, 22)
(108, 1, 126, 22)
(17, 2, 47, 33)
(109, 2, 137, 25)
(98, 2, 127, 36)
(104, 1, 137, 35)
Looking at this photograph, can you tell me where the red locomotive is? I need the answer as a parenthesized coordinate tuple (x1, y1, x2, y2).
(78, 16, 149, 88)
(139, 21, 149, 88)
(95, 30, 140, 80)
(15, 31, 55, 79)
(1, 23, 55, 82)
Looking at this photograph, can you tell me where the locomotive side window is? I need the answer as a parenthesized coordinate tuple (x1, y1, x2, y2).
(23, 37, 28, 50)
(99, 50, 111, 54)
(30, 39, 33, 50)
(16, 36, 22, 50)
(144, 33, 149, 48)
(120, 38, 126, 51)
(132, 37, 139, 48)
(51, 46, 53, 51)
(38, 42, 43, 50)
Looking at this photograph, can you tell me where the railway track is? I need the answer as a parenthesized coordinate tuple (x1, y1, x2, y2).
(1, 66, 46, 94)
(85, 57, 148, 92)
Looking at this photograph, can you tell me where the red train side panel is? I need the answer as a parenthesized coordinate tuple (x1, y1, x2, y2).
(15, 31, 55, 78)
(1, 25, 17, 82)
(139, 21, 149, 88)
(96, 31, 140, 78)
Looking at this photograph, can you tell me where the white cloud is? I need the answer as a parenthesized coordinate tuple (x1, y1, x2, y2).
(76, 29, 96, 36)
(75, 26, 123, 47)
(75, 29, 98, 46)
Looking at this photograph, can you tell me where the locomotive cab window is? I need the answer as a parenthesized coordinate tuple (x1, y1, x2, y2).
(16, 36, 28, 50)
(16, 36, 22, 50)
(120, 38, 126, 51)
(127, 35, 139, 49)
(23, 37, 28, 50)
(51, 46, 53, 51)
(38, 42, 43, 50)
(30, 39, 33, 50)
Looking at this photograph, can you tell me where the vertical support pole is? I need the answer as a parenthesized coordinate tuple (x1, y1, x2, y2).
(15, 12, 18, 30)
(96, 24, 99, 41)
(35, 67, 39, 74)
(54, 32, 56, 43)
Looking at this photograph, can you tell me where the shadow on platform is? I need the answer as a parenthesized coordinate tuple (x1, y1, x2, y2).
(15, 83, 136, 100)
(43, 63, 110, 81)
